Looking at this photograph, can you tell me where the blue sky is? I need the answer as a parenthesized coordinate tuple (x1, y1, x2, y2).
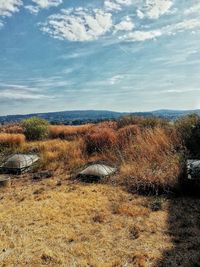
(0, 0, 200, 115)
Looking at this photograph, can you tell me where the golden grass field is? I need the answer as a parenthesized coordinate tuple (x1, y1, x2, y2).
(0, 117, 200, 266)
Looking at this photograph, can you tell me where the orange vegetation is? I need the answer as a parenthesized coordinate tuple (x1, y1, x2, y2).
(0, 133, 25, 147)
(49, 124, 93, 140)
(84, 125, 117, 154)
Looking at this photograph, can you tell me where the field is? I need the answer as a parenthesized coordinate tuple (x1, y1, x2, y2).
(0, 115, 200, 266)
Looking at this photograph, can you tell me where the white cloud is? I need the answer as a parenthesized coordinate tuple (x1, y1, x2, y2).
(0, 0, 22, 27)
(25, 5, 40, 14)
(104, 0, 132, 11)
(104, 1, 121, 11)
(136, 9, 145, 19)
(0, 85, 50, 100)
(184, 3, 200, 15)
(40, 8, 113, 41)
(25, 0, 62, 14)
(164, 19, 200, 35)
(121, 29, 162, 41)
(121, 18, 200, 42)
(32, 0, 62, 9)
(114, 16, 135, 32)
(138, 0, 173, 19)
(109, 75, 124, 85)
(0, 0, 22, 17)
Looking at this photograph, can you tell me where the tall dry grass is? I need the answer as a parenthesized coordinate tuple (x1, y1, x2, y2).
(0, 124, 24, 134)
(117, 127, 181, 193)
(0, 133, 25, 147)
(19, 139, 86, 172)
(49, 124, 93, 140)
(84, 125, 117, 154)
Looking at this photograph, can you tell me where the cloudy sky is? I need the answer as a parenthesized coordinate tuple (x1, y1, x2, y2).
(0, 0, 200, 115)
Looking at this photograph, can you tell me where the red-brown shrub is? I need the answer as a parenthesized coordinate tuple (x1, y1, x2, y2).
(84, 126, 117, 154)
(97, 121, 118, 130)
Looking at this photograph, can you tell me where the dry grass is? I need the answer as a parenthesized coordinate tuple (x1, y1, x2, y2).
(19, 139, 86, 172)
(84, 126, 117, 154)
(1, 176, 199, 267)
(117, 125, 141, 148)
(0, 133, 26, 147)
(1, 119, 182, 193)
(0, 124, 24, 134)
(117, 127, 181, 193)
(49, 124, 93, 140)
(0, 176, 172, 267)
(0, 117, 199, 266)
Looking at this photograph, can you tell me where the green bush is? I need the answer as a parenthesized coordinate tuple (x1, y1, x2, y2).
(21, 117, 49, 141)
(175, 114, 200, 157)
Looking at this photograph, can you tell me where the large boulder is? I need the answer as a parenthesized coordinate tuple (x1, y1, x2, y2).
(1, 154, 39, 174)
(77, 163, 117, 182)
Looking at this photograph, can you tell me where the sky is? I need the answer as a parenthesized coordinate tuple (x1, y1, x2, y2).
(0, 0, 200, 115)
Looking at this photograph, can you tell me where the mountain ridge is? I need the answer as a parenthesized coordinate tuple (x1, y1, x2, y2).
(0, 109, 200, 124)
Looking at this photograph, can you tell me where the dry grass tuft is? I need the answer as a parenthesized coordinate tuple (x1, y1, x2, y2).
(0, 124, 24, 134)
(117, 125, 141, 148)
(49, 124, 93, 140)
(19, 138, 86, 172)
(0, 133, 25, 147)
(84, 126, 117, 154)
(114, 127, 181, 193)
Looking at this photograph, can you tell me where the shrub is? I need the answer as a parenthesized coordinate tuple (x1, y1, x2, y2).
(21, 117, 49, 141)
(84, 126, 117, 154)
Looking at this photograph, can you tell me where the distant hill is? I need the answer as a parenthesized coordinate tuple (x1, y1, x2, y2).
(0, 109, 200, 125)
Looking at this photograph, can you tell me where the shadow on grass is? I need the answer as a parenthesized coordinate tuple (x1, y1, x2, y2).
(159, 186, 200, 267)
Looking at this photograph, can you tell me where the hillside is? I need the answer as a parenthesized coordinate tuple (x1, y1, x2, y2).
(1, 109, 200, 124)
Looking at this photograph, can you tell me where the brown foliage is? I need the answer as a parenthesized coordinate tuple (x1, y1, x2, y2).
(84, 126, 117, 154)
(117, 125, 141, 148)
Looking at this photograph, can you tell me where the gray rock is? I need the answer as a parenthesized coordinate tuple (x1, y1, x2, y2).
(1, 154, 39, 174)
(186, 160, 200, 180)
(77, 163, 117, 182)
(79, 164, 116, 177)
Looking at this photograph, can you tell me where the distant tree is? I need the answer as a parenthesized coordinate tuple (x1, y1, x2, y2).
(21, 117, 49, 141)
